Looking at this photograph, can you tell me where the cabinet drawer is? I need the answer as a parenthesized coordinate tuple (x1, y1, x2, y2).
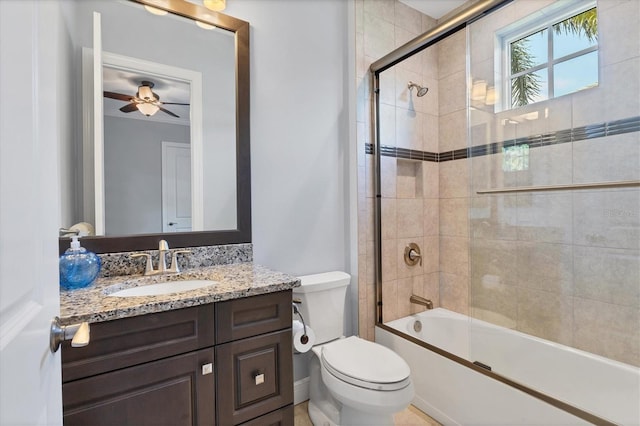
(63, 348, 215, 426)
(216, 329, 293, 425)
(62, 305, 215, 383)
(216, 291, 292, 344)
(239, 405, 294, 426)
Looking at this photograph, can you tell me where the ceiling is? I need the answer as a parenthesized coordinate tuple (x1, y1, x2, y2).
(398, 0, 467, 19)
(102, 66, 191, 126)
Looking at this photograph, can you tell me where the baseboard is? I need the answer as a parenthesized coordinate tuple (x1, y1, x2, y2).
(293, 377, 310, 405)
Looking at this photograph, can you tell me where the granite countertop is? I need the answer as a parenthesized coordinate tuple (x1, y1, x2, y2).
(59, 262, 300, 325)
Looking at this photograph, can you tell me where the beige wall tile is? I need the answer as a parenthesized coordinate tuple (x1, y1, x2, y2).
(470, 274, 518, 328)
(440, 236, 469, 276)
(395, 27, 422, 73)
(440, 160, 470, 198)
(603, 58, 640, 122)
(574, 298, 640, 366)
(422, 112, 439, 153)
(423, 272, 441, 307)
(573, 188, 640, 250)
(470, 195, 518, 241)
(423, 197, 439, 236)
(471, 238, 518, 286)
(440, 197, 469, 237)
(440, 272, 469, 314)
(397, 160, 423, 198)
(379, 67, 396, 106)
(422, 236, 439, 274)
(382, 279, 398, 322)
(422, 162, 439, 198)
(397, 198, 424, 238)
(438, 29, 466, 78)
(421, 45, 439, 80)
(397, 277, 414, 318)
(574, 246, 640, 307)
(394, 0, 422, 34)
(516, 193, 573, 244)
(396, 108, 424, 150)
(599, 0, 640, 67)
(439, 109, 467, 152)
(378, 102, 396, 146)
(438, 70, 466, 116)
(516, 287, 573, 346)
(381, 198, 397, 240)
(382, 238, 398, 281)
(363, 12, 395, 59)
(516, 143, 573, 188)
(380, 156, 397, 198)
(516, 242, 573, 294)
(470, 154, 518, 195)
(572, 134, 640, 184)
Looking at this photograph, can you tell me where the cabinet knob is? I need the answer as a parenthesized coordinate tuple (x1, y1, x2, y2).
(202, 363, 213, 375)
(254, 372, 265, 385)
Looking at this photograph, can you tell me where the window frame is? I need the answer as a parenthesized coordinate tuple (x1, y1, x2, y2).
(496, 0, 598, 111)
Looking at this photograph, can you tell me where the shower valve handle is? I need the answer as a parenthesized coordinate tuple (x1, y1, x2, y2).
(404, 243, 422, 266)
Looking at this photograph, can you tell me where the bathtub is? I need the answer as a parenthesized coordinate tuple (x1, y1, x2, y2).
(376, 308, 640, 425)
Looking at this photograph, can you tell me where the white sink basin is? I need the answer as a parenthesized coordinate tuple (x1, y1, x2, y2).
(107, 280, 218, 297)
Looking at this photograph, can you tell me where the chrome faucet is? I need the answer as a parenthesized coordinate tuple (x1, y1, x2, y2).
(410, 294, 433, 309)
(131, 240, 191, 276)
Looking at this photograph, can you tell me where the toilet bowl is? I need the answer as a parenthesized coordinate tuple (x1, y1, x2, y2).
(294, 272, 414, 426)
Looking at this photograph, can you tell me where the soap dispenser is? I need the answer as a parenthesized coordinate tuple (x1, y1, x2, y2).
(59, 236, 101, 290)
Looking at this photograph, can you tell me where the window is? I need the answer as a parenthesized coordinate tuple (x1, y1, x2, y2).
(500, 2, 598, 110)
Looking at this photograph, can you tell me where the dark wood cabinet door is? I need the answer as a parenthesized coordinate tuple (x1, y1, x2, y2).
(239, 405, 294, 426)
(216, 330, 293, 425)
(63, 348, 215, 426)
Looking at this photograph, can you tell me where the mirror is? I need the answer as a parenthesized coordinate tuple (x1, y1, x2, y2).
(59, 0, 250, 253)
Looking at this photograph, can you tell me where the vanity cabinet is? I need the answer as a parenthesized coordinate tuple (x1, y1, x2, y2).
(61, 290, 293, 426)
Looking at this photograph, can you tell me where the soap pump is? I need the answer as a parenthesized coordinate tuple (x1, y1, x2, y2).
(59, 235, 101, 290)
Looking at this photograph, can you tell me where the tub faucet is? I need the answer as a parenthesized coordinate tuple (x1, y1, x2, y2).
(410, 294, 433, 309)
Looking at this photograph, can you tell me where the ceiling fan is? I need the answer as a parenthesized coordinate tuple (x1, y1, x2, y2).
(103, 80, 189, 118)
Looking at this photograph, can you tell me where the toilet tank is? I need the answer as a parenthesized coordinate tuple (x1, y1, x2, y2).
(293, 271, 350, 344)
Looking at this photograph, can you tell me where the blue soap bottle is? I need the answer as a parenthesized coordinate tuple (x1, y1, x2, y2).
(59, 235, 101, 290)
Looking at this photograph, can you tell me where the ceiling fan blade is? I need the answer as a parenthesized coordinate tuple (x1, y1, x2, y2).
(158, 106, 180, 118)
(104, 91, 134, 102)
(119, 103, 138, 113)
(160, 102, 190, 106)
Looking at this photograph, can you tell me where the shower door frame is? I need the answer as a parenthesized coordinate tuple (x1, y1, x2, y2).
(368, 0, 616, 424)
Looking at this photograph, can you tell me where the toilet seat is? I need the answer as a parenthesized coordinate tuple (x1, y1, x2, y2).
(320, 336, 411, 391)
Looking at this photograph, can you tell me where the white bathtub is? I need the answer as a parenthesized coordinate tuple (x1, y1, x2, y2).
(376, 308, 640, 425)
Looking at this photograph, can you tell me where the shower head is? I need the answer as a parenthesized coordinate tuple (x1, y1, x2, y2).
(408, 81, 428, 97)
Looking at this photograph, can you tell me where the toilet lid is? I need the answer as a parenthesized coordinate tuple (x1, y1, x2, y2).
(321, 336, 411, 391)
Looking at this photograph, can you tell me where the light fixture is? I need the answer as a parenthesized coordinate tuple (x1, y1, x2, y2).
(196, 20, 216, 30)
(137, 103, 160, 117)
(203, 0, 226, 11)
(144, 5, 168, 16)
(138, 85, 155, 101)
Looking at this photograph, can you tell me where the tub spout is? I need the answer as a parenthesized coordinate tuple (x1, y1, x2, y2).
(410, 294, 433, 309)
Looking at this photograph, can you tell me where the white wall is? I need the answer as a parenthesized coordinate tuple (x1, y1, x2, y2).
(103, 116, 190, 235)
(225, 0, 357, 381)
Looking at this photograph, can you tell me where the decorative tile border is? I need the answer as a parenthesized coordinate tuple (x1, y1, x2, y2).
(366, 115, 640, 162)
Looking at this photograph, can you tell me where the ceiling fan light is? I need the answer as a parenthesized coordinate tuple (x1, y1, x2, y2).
(137, 103, 160, 117)
(138, 85, 154, 100)
(203, 0, 226, 12)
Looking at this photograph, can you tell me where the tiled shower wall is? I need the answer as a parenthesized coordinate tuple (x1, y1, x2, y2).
(467, 0, 640, 366)
(356, 0, 439, 341)
(357, 0, 639, 366)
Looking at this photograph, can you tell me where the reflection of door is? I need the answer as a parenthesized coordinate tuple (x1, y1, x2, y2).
(162, 142, 192, 232)
(0, 1, 62, 423)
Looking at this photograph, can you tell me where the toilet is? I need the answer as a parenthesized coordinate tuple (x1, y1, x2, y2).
(294, 271, 414, 426)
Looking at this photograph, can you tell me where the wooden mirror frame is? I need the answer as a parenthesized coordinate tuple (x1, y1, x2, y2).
(60, 0, 251, 254)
